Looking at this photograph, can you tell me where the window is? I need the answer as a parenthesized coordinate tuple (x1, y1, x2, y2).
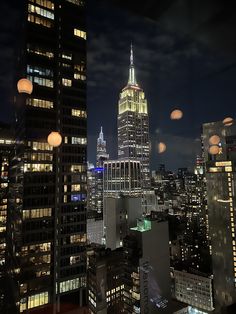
(28, 292, 49, 309)
(28, 4, 54, 19)
(62, 78, 72, 87)
(27, 45, 54, 58)
(62, 53, 72, 60)
(66, 0, 84, 6)
(72, 137, 87, 145)
(71, 165, 86, 172)
(28, 75, 53, 88)
(71, 184, 81, 191)
(74, 28, 86, 39)
(23, 208, 52, 219)
(29, 0, 54, 10)
(27, 65, 53, 77)
(74, 73, 86, 80)
(23, 163, 53, 172)
(71, 109, 87, 118)
(28, 14, 53, 28)
(74, 63, 86, 80)
(60, 277, 86, 293)
(70, 233, 86, 243)
(26, 98, 53, 109)
(29, 141, 53, 151)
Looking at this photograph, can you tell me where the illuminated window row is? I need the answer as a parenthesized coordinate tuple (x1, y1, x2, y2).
(74, 73, 86, 80)
(29, 141, 53, 151)
(27, 98, 53, 109)
(23, 208, 52, 219)
(24, 163, 52, 172)
(21, 242, 51, 255)
(29, 0, 54, 10)
(27, 45, 54, 58)
(62, 78, 72, 87)
(70, 233, 86, 244)
(28, 14, 53, 28)
(28, 4, 54, 19)
(66, 0, 84, 6)
(62, 53, 72, 60)
(27, 65, 53, 77)
(71, 164, 86, 172)
(28, 292, 49, 309)
(28, 75, 53, 88)
(60, 277, 86, 293)
(71, 109, 87, 118)
(74, 28, 86, 39)
(72, 137, 87, 145)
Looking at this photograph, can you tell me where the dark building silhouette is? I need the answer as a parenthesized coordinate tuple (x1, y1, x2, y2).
(7, 1, 87, 313)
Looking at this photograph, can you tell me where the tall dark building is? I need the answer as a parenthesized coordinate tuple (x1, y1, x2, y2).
(0, 124, 14, 313)
(7, 1, 87, 313)
(117, 45, 150, 188)
(203, 121, 236, 312)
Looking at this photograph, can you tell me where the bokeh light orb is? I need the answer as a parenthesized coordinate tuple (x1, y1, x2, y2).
(208, 145, 220, 155)
(47, 132, 62, 147)
(170, 109, 183, 120)
(209, 135, 220, 145)
(157, 142, 166, 153)
(17, 78, 33, 94)
(223, 117, 233, 126)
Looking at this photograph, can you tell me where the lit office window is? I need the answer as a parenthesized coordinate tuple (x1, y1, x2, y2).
(71, 184, 81, 191)
(66, 0, 84, 6)
(23, 208, 52, 219)
(29, 141, 53, 151)
(27, 65, 53, 77)
(62, 78, 72, 87)
(62, 53, 72, 60)
(30, 0, 54, 10)
(27, 45, 54, 58)
(71, 165, 85, 172)
(26, 98, 53, 109)
(74, 28, 86, 39)
(28, 75, 53, 88)
(23, 163, 52, 172)
(28, 4, 54, 19)
(74, 63, 86, 80)
(71, 137, 87, 145)
(28, 14, 53, 28)
(71, 109, 87, 118)
(59, 277, 86, 293)
(70, 233, 86, 243)
(28, 292, 49, 309)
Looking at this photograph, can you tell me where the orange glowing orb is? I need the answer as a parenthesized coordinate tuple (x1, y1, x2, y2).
(209, 135, 220, 145)
(223, 117, 233, 126)
(157, 142, 166, 153)
(170, 109, 183, 120)
(17, 78, 33, 94)
(47, 131, 62, 147)
(208, 145, 220, 155)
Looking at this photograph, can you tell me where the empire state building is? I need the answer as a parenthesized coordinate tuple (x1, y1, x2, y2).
(118, 45, 150, 187)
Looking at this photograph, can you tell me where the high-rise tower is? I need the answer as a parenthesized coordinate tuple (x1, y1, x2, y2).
(117, 44, 150, 188)
(96, 127, 109, 167)
(7, 1, 87, 313)
(202, 121, 236, 312)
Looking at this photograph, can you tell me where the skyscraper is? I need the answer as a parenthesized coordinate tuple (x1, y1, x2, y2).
(7, 1, 87, 313)
(202, 120, 236, 312)
(96, 127, 109, 167)
(117, 45, 150, 188)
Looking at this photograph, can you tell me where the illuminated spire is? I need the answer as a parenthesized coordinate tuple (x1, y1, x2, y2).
(128, 43, 138, 86)
(99, 126, 104, 141)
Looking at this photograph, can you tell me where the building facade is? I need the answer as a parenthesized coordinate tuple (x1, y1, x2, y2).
(7, 1, 87, 313)
(117, 45, 150, 188)
(173, 270, 214, 312)
(123, 217, 171, 314)
(202, 121, 236, 312)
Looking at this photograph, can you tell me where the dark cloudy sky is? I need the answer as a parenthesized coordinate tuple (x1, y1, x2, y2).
(87, 0, 236, 171)
(0, 0, 236, 171)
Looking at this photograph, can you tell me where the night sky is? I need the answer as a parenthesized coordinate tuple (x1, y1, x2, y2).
(0, 1, 236, 171)
(87, 0, 236, 170)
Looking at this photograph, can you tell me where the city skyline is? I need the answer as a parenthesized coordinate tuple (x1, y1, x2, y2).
(87, 0, 236, 171)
